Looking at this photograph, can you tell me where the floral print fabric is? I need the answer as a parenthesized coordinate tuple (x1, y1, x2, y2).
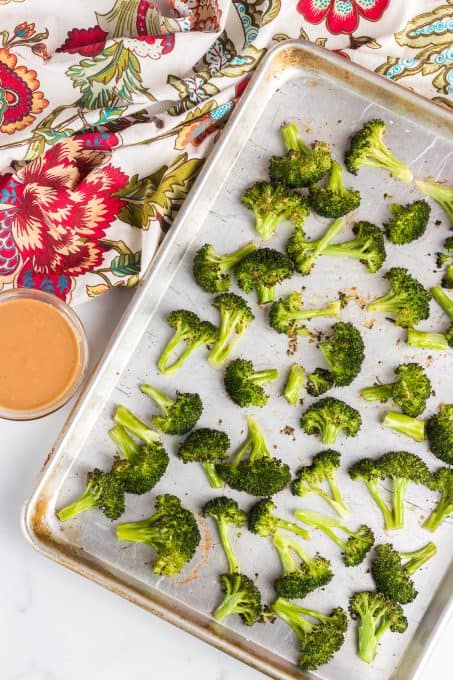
(0, 0, 450, 303)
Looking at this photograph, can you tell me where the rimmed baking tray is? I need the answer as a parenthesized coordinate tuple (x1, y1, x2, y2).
(22, 42, 452, 680)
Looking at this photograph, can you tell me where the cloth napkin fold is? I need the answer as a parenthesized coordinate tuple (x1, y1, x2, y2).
(0, 0, 450, 304)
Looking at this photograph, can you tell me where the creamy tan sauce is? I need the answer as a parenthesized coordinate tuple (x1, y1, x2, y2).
(0, 298, 80, 412)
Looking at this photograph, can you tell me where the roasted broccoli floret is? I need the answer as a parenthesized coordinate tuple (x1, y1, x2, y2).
(57, 468, 125, 522)
(286, 218, 345, 275)
(193, 242, 256, 293)
(269, 291, 341, 336)
(306, 368, 335, 396)
(284, 363, 305, 406)
(272, 598, 347, 670)
(248, 497, 310, 540)
(317, 321, 365, 386)
(224, 357, 279, 407)
(140, 384, 202, 435)
(349, 591, 408, 664)
(345, 119, 413, 183)
(367, 267, 430, 328)
(426, 403, 453, 465)
(273, 531, 333, 599)
(292, 450, 349, 518)
(436, 236, 453, 289)
(113, 404, 160, 444)
(385, 200, 430, 245)
(208, 292, 254, 368)
(382, 412, 426, 442)
(423, 467, 453, 532)
(202, 497, 262, 626)
(308, 160, 361, 218)
(178, 428, 230, 488)
(269, 122, 332, 188)
(406, 328, 452, 350)
(242, 181, 309, 238)
(301, 397, 362, 445)
(217, 417, 291, 496)
(322, 221, 386, 273)
(416, 179, 453, 227)
(109, 424, 169, 495)
(371, 542, 437, 604)
(361, 362, 431, 417)
(295, 509, 374, 566)
(234, 247, 294, 304)
(349, 452, 430, 530)
(116, 494, 200, 575)
(157, 310, 216, 375)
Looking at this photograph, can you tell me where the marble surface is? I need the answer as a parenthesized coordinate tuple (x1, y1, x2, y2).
(0, 287, 450, 680)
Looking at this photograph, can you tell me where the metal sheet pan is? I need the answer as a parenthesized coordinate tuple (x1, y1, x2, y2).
(22, 42, 453, 680)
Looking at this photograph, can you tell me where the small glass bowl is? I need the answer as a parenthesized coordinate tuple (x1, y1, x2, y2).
(0, 288, 89, 420)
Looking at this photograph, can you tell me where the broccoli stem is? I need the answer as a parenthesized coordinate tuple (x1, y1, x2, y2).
(416, 179, 453, 227)
(284, 363, 305, 406)
(325, 479, 350, 519)
(140, 384, 173, 414)
(357, 612, 380, 664)
(116, 520, 155, 543)
(293, 300, 342, 321)
(302, 218, 345, 274)
(114, 405, 160, 444)
(364, 480, 395, 530)
(392, 478, 409, 529)
(431, 285, 453, 320)
(281, 122, 309, 154)
(213, 586, 244, 621)
(201, 462, 223, 489)
(401, 542, 437, 575)
(157, 332, 186, 374)
(220, 243, 257, 269)
(382, 411, 426, 442)
(160, 344, 197, 375)
(294, 509, 345, 545)
(256, 214, 284, 240)
(365, 143, 413, 184)
(258, 284, 275, 305)
(423, 499, 453, 532)
(209, 309, 243, 367)
(321, 423, 341, 446)
(406, 329, 449, 350)
(272, 597, 326, 629)
(250, 368, 279, 385)
(367, 293, 400, 314)
(273, 532, 311, 574)
(361, 384, 394, 402)
(109, 425, 139, 460)
(277, 518, 310, 540)
(217, 521, 240, 574)
(56, 489, 98, 522)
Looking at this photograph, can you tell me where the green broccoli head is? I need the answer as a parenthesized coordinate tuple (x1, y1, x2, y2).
(416, 179, 453, 228)
(301, 397, 362, 445)
(242, 181, 310, 238)
(269, 122, 332, 188)
(323, 221, 386, 273)
(371, 542, 437, 604)
(349, 591, 408, 664)
(157, 309, 205, 375)
(345, 119, 413, 183)
(116, 494, 201, 575)
(208, 292, 254, 368)
(202, 496, 247, 574)
(272, 598, 347, 670)
(193, 242, 256, 293)
(318, 321, 365, 386)
(361, 362, 431, 417)
(248, 498, 310, 539)
(385, 200, 430, 244)
(57, 468, 125, 522)
(426, 403, 453, 465)
(292, 449, 349, 518)
(217, 417, 291, 496)
(306, 368, 335, 397)
(367, 267, 430, 328)
(273, 531, 333, 599)
(436, 236, 453, 289)
(178, 428, 230, 489)
(140, 384, 202, 435)
(308, 161, 361, 218)
(213, 573, 263, 626)
(269, 291, 341, 336)
(342, 525, 376, 567)
(286, 218, 346, 276)
(234, 247, 294, 304)
(111, 440, 169, 495)
(224, 357, 278, 407)
(423, 467, 453, 532)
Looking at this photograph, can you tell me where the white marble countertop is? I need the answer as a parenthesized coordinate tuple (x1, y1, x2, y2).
(1, 287, 450, 680)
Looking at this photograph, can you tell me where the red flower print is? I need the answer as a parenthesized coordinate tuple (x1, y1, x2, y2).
(0, 47, 48, 134)
(56, 26, 108, 57)
(297, 0, 390, 35)
(0, 138, 128, 300)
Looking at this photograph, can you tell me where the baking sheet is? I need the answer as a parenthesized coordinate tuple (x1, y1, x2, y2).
(23, 42, 453, 680)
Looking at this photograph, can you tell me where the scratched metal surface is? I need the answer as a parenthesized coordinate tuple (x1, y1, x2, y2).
(23, 43, 453, 680)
